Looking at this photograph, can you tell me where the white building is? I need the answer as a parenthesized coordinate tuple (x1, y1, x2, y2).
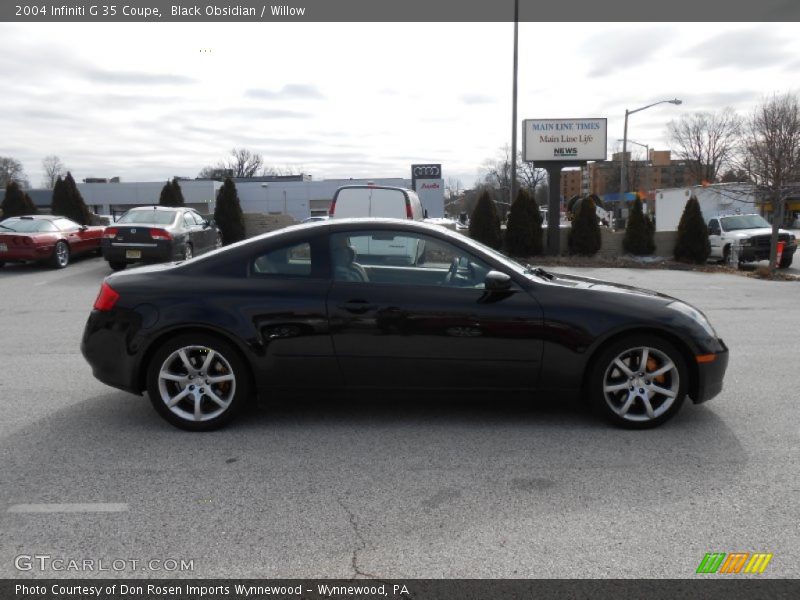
(654, 183, 756, 232)
(74, 175, 445, 221)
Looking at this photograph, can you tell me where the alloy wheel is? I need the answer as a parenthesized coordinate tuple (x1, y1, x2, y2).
(602, 346, 679, 423)
(156, 345, 236, 422)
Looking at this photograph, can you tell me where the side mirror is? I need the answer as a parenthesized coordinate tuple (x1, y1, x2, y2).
(485, 270, 512, 291)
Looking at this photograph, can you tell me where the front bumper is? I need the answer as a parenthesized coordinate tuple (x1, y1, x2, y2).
(738, 242, 797, 263)
(691, 338, 729, 404)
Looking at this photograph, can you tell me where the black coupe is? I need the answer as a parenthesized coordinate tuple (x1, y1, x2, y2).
(82, 219, 728, 431)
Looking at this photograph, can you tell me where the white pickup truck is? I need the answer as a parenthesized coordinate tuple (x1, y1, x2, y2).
(707, 214, 797, 268)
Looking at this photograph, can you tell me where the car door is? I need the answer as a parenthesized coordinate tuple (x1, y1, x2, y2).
(189, 210, 215, 252)
(325, 228, 544, 391)
(53, 218, 90, 254)
(180, 211, 202, 251)
(246, 234, 342, 390)
(708, 218, 722, 257)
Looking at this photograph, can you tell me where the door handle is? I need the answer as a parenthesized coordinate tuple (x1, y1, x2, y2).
(339, 299, 377, 314)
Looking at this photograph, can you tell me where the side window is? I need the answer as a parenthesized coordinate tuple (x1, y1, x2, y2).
(331, 231, 491, 288)
(183, 213, 197, 228)
(252, 242, 313, 277)
(708, 219, 720, 235)
(192, 212, 208, 226)
(53, 218, 79, 232)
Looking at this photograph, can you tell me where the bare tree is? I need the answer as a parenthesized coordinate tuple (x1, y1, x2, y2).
(480, 145, 546, 197)
(740, 93, 800, 271)
(517, 159, 547, 197)
(667, 108, 742, 184)
(198, 148, 264, 180)
(41, 155, 66, 189)
(0, 156, 29, 189)
(227, 148, 263, 178)
(445, 177, 463, 199)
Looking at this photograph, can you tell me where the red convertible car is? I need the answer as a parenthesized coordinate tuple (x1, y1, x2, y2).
(0, 215, 105, 269)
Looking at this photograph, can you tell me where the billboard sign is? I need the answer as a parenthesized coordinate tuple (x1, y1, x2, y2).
(523, 118, 607, 162)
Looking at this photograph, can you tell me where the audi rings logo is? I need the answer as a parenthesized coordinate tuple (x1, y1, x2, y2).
(412, 164, 441, 179)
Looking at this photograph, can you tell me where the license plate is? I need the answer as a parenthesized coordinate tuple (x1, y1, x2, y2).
(125, 250, 141, 259)
(0, 243, 6, 252)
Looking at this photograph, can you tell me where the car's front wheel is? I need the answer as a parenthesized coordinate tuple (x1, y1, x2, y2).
(146, 334, 249, 431)
(589, 335, 688, 429)
(108, 261, 127, 271)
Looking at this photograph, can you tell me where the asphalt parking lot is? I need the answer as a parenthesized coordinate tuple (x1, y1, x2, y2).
(1, 255, 798, 579)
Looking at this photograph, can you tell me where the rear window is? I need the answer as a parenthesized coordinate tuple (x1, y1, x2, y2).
(0, 218, 57, 233)
(117, 209, 177, 225)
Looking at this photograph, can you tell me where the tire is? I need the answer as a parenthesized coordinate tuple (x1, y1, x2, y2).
(109, 261, 127, 271)
(214, 234, 223, 249)
(0, 261, 5, 268)
(146, 333, 249, 431)
(589, 335, 688, 429)
(778, 254, 793, 269)
(50, 241, 70, 268)
(721, 245, 730, 265)
(184, 243, 193, 260)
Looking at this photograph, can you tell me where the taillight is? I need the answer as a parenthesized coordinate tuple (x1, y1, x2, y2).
(104, 227, 118, 238)
(149, 228, 172, 240)
(93, 281, 120, 312)
(405, 199, 413, 219)
(329, 199, 336, 216)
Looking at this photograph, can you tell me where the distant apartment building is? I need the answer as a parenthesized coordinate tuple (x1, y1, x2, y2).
(560, 169, 582, 200)
(582, 150, 700, 197)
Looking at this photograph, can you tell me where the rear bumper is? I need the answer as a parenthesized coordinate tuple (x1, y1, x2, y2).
(81, 309, 144, 395)
(0, 245, 53, 261)
(691, 339, 729, 404)
(102, 240, 178, 264)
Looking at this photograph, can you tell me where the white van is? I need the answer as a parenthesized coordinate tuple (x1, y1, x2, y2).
(329, 185, 425, 220)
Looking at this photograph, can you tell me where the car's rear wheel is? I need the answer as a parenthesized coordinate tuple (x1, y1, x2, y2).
(146, 334, 249, 431)
(50, 241, 69, 268)
(590, 335, 688, 429)
(184, 243, 193, 260)
(109, 261, 127, 271)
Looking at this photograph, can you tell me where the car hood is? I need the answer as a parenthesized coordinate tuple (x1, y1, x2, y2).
(540, 270, 678, 304)
(725, 227, 791, 237)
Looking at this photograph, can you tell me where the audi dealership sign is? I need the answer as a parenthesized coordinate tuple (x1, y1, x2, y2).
(412, 164, 441, 179)
(522, 118, 607, 162)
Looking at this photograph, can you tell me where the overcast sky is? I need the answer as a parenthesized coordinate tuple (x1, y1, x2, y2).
(2, 22, 799, 189)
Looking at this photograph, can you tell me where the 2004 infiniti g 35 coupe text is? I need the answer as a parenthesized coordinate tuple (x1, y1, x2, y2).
(81, 219, 728, 431)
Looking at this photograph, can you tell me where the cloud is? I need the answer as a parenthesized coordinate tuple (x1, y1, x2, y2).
(245, 84, 324, 100)
(582, 27, 673, 78)
(460, 94, 494, 105)
(685, 28, 793, 70)
(82, 69, 195, 85)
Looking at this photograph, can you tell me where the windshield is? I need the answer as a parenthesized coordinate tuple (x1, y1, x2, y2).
(720, 215, 770, 231)
(0, 218, 56, 233)
(117, 209, 177, 225)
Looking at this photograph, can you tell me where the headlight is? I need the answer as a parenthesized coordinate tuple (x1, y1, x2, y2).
(738, 238, 753, 246)
(668, 301, 717, 338)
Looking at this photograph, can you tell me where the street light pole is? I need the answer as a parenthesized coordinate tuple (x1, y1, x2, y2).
(510, 0, 519, 206)
(619, 98, 682, 207)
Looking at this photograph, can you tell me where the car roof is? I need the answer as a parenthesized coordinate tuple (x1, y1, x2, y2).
(124, 206, 182, 211)
(5, 214, 61, 220)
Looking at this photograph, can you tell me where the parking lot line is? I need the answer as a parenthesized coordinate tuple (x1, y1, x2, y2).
(6, 503, 128, 513)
